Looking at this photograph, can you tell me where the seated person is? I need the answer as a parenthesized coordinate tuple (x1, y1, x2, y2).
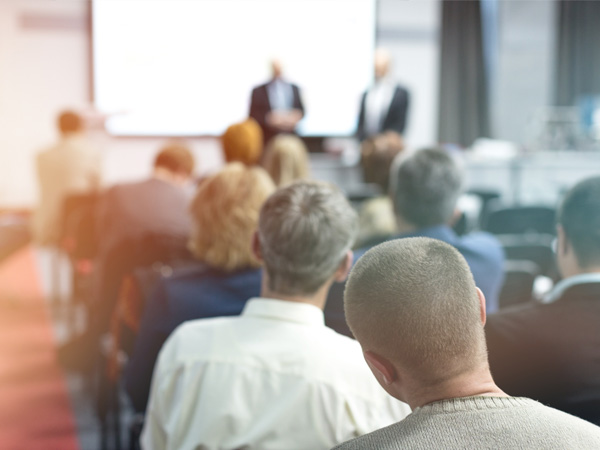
(141, 181, 410, 450)
(125, 163, 275, 413)
(356, 131, 404, 248)
(336, 237, 600, 449)
(96, 141, 195, 259)
(262, 133, 309, 186)
(486, 176, 600, 425)
(221, 118, 263, 166)
(326, 147, 504, 337)
(33, 110, 101, 245)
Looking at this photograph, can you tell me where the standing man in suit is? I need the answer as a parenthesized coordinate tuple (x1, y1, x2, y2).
(249, 59, 304, 145)
(356, 49, 410, 141)
(486, 176, 600, 425)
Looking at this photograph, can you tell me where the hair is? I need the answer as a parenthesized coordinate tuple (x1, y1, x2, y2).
(222, 118, 263, 166)
(557, 176, 600, 268)
(58, 111, 83, 134)
(263, 134, 310, 187)
(258, 180, 358, 296)
(360, 132, 404, 193)
(189, 163, 275, 271)
(154, 142, 195, 176)
(344, 237, 486, 385)
(392, 147, 464, 228)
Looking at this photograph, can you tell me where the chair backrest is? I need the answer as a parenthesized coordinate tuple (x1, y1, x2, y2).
(60, 193, 99, 259)
(484, 205, 556, 236)
(499, 259, 539, 309)
(497, 233, 557, 278)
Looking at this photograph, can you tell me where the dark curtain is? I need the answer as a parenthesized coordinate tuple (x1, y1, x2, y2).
(438, 0, 490, 147)
(555, 0, 600, 106)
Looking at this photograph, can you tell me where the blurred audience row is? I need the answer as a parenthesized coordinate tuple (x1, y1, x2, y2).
(32, 110, 600, 449)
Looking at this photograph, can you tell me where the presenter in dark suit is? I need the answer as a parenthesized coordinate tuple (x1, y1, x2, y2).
(249, 59, 304, 144)
(356, 49, 410, 141)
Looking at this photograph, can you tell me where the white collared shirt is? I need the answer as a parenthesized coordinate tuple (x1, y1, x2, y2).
(364, 79, 395, 137)
(141, 298, 410, 450)
(268, 79, 293, 111)
(542, 272, 600, 303)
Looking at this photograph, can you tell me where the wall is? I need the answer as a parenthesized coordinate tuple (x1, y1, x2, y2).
(0, 0, 446, 208)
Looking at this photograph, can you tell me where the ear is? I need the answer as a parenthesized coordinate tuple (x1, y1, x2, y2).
(363, 350, 398, 386)
(476, 287, 487, 326)
(333, 250, 353, 282)
(251, 231, 264, 263)
(557, 225, 569, 256)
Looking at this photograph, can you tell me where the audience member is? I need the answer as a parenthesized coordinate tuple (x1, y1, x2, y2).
(262, 133, 309, 186)
(125, 163, 275, 413)
(249, 58, 305, 144)
(33, 110, 101, 245)
(335, 237, 600, 449)
(486, 176, 600, 425)
(96, 141, 195, 258)
(356, 131, 404, 247)
(356, 49, 410, 141)
(326, 147, 504, 338)
(141, 181, 410, 450)
(222, 118, 263, 166)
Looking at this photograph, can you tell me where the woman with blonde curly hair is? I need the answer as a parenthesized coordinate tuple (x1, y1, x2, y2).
(126, 163, 275, 412)
(262, 134, 309, 187)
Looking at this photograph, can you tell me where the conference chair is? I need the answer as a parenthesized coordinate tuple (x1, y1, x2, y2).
(483, 205, 556, 236)
(498, 259, 539, 309)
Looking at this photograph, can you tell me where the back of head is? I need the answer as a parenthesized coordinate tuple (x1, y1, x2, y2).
(557, 176, 600, 269)
(360, 131, 404, 193)
(392, 147, 463, 228)
(345, 237, 486, 384)
(154, 142, 195, 177)
(263, 134, 309, 187)
(189, 163, 275, 272)
(58, 110, 83, 135)
(222, 118, 263, 166)
(258, 180, 358, 296)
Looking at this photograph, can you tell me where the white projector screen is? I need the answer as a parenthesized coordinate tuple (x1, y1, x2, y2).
(92, 0, 376, 137)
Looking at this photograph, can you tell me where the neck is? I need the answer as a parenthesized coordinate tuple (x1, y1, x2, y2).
(401, 363, 507, 410)
(260, 278, 331, 310)
(395, 216, 418, 234)
(153, 167, 181, 186)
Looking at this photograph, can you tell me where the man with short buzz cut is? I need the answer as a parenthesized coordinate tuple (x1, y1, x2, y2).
(141, 181, 410, 450)
(487, 175, 600, 425)
(335, 237, 600, 449)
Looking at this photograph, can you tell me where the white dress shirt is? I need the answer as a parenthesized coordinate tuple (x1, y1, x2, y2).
(267, 79, 293, 111)
(141, 298, 410, 450)
(364, 79, 395, 137)
(542, 272, 600, 303)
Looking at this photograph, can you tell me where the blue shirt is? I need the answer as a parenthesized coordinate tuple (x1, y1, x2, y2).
(125, 264, 262, 412)
(324, 225, 504, 337)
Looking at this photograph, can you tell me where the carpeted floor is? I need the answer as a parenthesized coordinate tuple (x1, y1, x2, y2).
(0, 247, 79, 450)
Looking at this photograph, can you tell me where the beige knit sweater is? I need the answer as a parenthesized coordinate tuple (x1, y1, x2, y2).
(334, 396, 600, 449)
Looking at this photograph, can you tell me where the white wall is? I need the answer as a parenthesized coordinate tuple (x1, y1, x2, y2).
(0, 0, 441, 208)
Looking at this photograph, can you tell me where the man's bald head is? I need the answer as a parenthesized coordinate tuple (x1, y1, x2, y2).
(374, 48, 391, 80)
(344, 238, 487, 385)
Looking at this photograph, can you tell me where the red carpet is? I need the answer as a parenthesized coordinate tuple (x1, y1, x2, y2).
(0, 247, 79, 450)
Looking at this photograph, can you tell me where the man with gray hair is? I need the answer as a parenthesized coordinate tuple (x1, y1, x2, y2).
(335, 237, 600, 449)
(326, 147, 504, 337)
(141, 181, 410, 450)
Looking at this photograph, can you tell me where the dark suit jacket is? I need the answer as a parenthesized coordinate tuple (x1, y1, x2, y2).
(125, 264, 262, 412)
(249, 81, 304, 144)
(356, 85, 410, 141)
(486, 281, 600, 425)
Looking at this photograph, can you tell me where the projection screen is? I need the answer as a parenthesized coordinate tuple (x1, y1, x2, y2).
(92, 0, 376, 136)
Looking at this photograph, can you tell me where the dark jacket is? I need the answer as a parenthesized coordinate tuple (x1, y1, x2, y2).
(486, 281, 600, 425)
(356, 85, 410, 141)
